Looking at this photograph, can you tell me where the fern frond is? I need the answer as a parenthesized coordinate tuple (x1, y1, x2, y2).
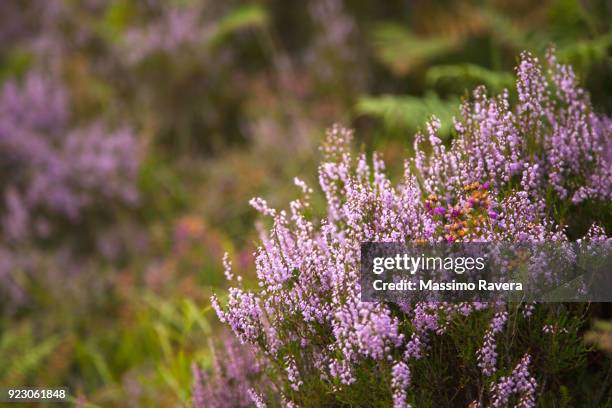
(355, 92, 458, 136)
(426, 63, 514, 94)
(370, 24, 459, 76)
(557, 31, 612, 74)
(210, 4, 269, 45)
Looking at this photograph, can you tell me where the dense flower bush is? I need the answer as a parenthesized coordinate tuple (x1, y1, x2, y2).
(192, 333, 269, 408)
(0, 72, 139, 243)
(0, 73, 139, 303)
(207, 51, 611, 406)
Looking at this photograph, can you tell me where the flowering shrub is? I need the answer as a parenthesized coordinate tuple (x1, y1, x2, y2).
(192, 333, 269, 408)
(0, 72, 139, 244)
(415, 50, 611, 208)
(0, 72, 140, 304)
(208, 51, 611, 406)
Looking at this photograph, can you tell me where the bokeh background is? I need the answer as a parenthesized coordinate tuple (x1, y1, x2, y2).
(0, 0, 610, 406)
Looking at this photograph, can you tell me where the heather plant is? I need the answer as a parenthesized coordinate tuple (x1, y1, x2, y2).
(1, 2, 610, 407)
(0, 72, 139, 303)
(209, 51, 611, 407)
(192, 332, 270, 408)
(0, 72, 139, 244)
(414, 50, 611, 234)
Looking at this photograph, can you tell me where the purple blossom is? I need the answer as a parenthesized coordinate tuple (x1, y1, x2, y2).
(391, 360, 412, 408)
(477, 330, 499, 377)
(433, 206, 446, 215)
(490, 354, 537, 408)
(248, 389, 267, 408)
(191, 363, 206, 408)
(477, 312, 508, 377)
(285, 356, 303, 391)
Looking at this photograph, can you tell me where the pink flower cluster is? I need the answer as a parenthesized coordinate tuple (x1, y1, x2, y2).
(391, 360, 411, 408)
(477, 311, 508, 377)
(415, 51, 611, 206)
(490, 354, 537, 407)
(210, 51, 611, 406)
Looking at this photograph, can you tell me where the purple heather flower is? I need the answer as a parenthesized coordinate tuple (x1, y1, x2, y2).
(391, 360, 412, 408)
(285, 356, 303, 391)
(191, 363, 207, 408)
(248, 389, 267, 408)
(433, 206, 446, 215)
(477, 330, 499, 377)
(490, 354, 537, 408)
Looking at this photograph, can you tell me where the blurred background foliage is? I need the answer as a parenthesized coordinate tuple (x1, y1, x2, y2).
(0, 0, 609, 406)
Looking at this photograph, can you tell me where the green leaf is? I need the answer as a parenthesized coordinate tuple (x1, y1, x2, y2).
(100, 0, 137, 42)
(355, 92, 459, 136)
(557, 31, 612, 74)
(3, 335, 60, 384)
(0, 50, 33, 83)
(426, 63, 514, 94)
(370, 24, 458, 75)
(210, 4, 269, 46)
(476, 7, 541, 50)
